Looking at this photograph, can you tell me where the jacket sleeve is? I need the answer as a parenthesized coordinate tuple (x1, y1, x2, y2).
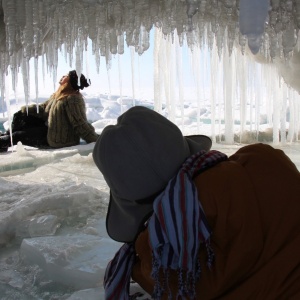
(64, 95, 98, 143)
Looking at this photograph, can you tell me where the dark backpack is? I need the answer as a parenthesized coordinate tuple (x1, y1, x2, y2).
(11, 110, 46, 133)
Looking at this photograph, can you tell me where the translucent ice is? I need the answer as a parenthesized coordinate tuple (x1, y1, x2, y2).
(239, 0, 270, 54)
(20, 235, 121, 289)
(16, 215, 61, 238)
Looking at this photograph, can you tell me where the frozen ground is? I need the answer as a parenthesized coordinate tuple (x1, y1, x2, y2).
(0, 98, 299, 299)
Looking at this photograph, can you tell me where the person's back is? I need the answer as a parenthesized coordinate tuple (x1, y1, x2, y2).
(92, 106, 300, 299)
(45, 92, 97, 148)
(132, 143, 300, 299)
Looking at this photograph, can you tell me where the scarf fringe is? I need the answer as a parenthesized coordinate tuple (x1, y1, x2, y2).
(151, 242, 214, 300)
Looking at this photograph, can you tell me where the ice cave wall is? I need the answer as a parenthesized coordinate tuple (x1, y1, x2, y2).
(0, 0, 300, 142)
(0, 0, 299, 77)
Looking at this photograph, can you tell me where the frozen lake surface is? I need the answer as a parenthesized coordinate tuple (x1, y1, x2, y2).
(0, 97, 300, 299)
(0, 140, 299, 299)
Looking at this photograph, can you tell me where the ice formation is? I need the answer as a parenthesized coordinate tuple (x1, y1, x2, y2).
(0, 0, 300, 142)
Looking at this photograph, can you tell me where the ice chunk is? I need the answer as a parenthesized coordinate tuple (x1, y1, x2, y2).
(20, 234, 121, 289)
(16, 142, 35, 157)
(16, 215, 60, 238)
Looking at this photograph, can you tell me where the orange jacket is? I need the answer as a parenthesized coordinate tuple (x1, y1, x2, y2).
(132, 143, 300, 299)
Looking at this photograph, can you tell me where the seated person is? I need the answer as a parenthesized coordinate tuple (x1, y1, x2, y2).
(93, 106, 300, 299)
(0, 70, 98, 152)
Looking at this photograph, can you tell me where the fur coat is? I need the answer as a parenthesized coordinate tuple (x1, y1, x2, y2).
(22, 93, 98, 148)
(132, 143, 300, 299)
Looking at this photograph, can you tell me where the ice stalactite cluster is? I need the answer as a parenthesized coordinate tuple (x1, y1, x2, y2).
(2, 0, 300, 85)
(153, 26, 300, 144)
(0, 0, 300, 142)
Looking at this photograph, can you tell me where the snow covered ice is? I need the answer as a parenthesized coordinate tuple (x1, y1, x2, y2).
(0, 97, 299, 299)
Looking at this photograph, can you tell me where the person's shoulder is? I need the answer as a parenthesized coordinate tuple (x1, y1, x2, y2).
(65, 93, 84, 103)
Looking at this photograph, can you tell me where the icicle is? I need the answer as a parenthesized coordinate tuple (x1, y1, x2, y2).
(32, 0, 40, 57)
(22, 58, 30, 113)
(272, 78, 281, 144)
(255, 64, 261, 140)
(117, 34, 125, 55)
(118, 54, 123, 114)
(109, 29, 118, 55)
(282, 26, 297, 58)
(239, 0, 270, 55)
(107, 68, 111, 100)
(34, 57, 39, 113)
(24, 0, 34, 58)
(2, 0, 17, 57)
(190, 46, 201, 134)
(1, 70, 13, 150)
(285, 90, 292, 142)
(223, 39, 234, 144)
(0, 62, 6, 118)
(280, 85, 287, 144)
(217, 50, 223, 142)
(186, 0, 199, 32)
(295, 94, 300, 141)
(163, 36, 173, 121)
(42, 54, 46, 89)
(10, 64, 19, 107)
(10, 61, 18, 97)
(130, 46, 136, 107)
(166, 34, 176, 123)
(175, 33, 184, 128)
(237, 50, 247, 141)
(75, 41, 83, 86)
(153, 28, 161, 112)
(16, 0, 26, 29)
(210, 41, 218, 142)
(85, 47, 90, 84)
(137, 55, 141, 102)
(141, 26, 150, 53)
(94, 48, 101, 74)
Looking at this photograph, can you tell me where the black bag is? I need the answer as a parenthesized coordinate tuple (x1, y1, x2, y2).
(11, 110, 46, 133)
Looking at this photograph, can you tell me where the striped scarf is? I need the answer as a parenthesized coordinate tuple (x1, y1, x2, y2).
(104, 150, 228, 300)
(148, 150, 227, 299)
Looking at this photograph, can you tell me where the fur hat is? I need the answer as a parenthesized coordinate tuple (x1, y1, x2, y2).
(68, 70, 90, 91)
(93, 106, 212, 242)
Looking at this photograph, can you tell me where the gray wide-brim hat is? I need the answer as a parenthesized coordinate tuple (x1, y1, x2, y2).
(93, 106, 212, 243)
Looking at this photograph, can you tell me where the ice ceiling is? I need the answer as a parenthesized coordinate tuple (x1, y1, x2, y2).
(0, 0, 300, 142)
(1, 0, 299, 84)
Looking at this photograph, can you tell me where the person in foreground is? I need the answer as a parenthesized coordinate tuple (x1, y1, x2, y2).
(0, 70, 98, 152)
(93, 106, 300, 300)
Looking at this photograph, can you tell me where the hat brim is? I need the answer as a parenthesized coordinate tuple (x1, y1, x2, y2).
(106, 134, 212, 243)
(185, 135, 212, 154)
(106, 191, 154, 243)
